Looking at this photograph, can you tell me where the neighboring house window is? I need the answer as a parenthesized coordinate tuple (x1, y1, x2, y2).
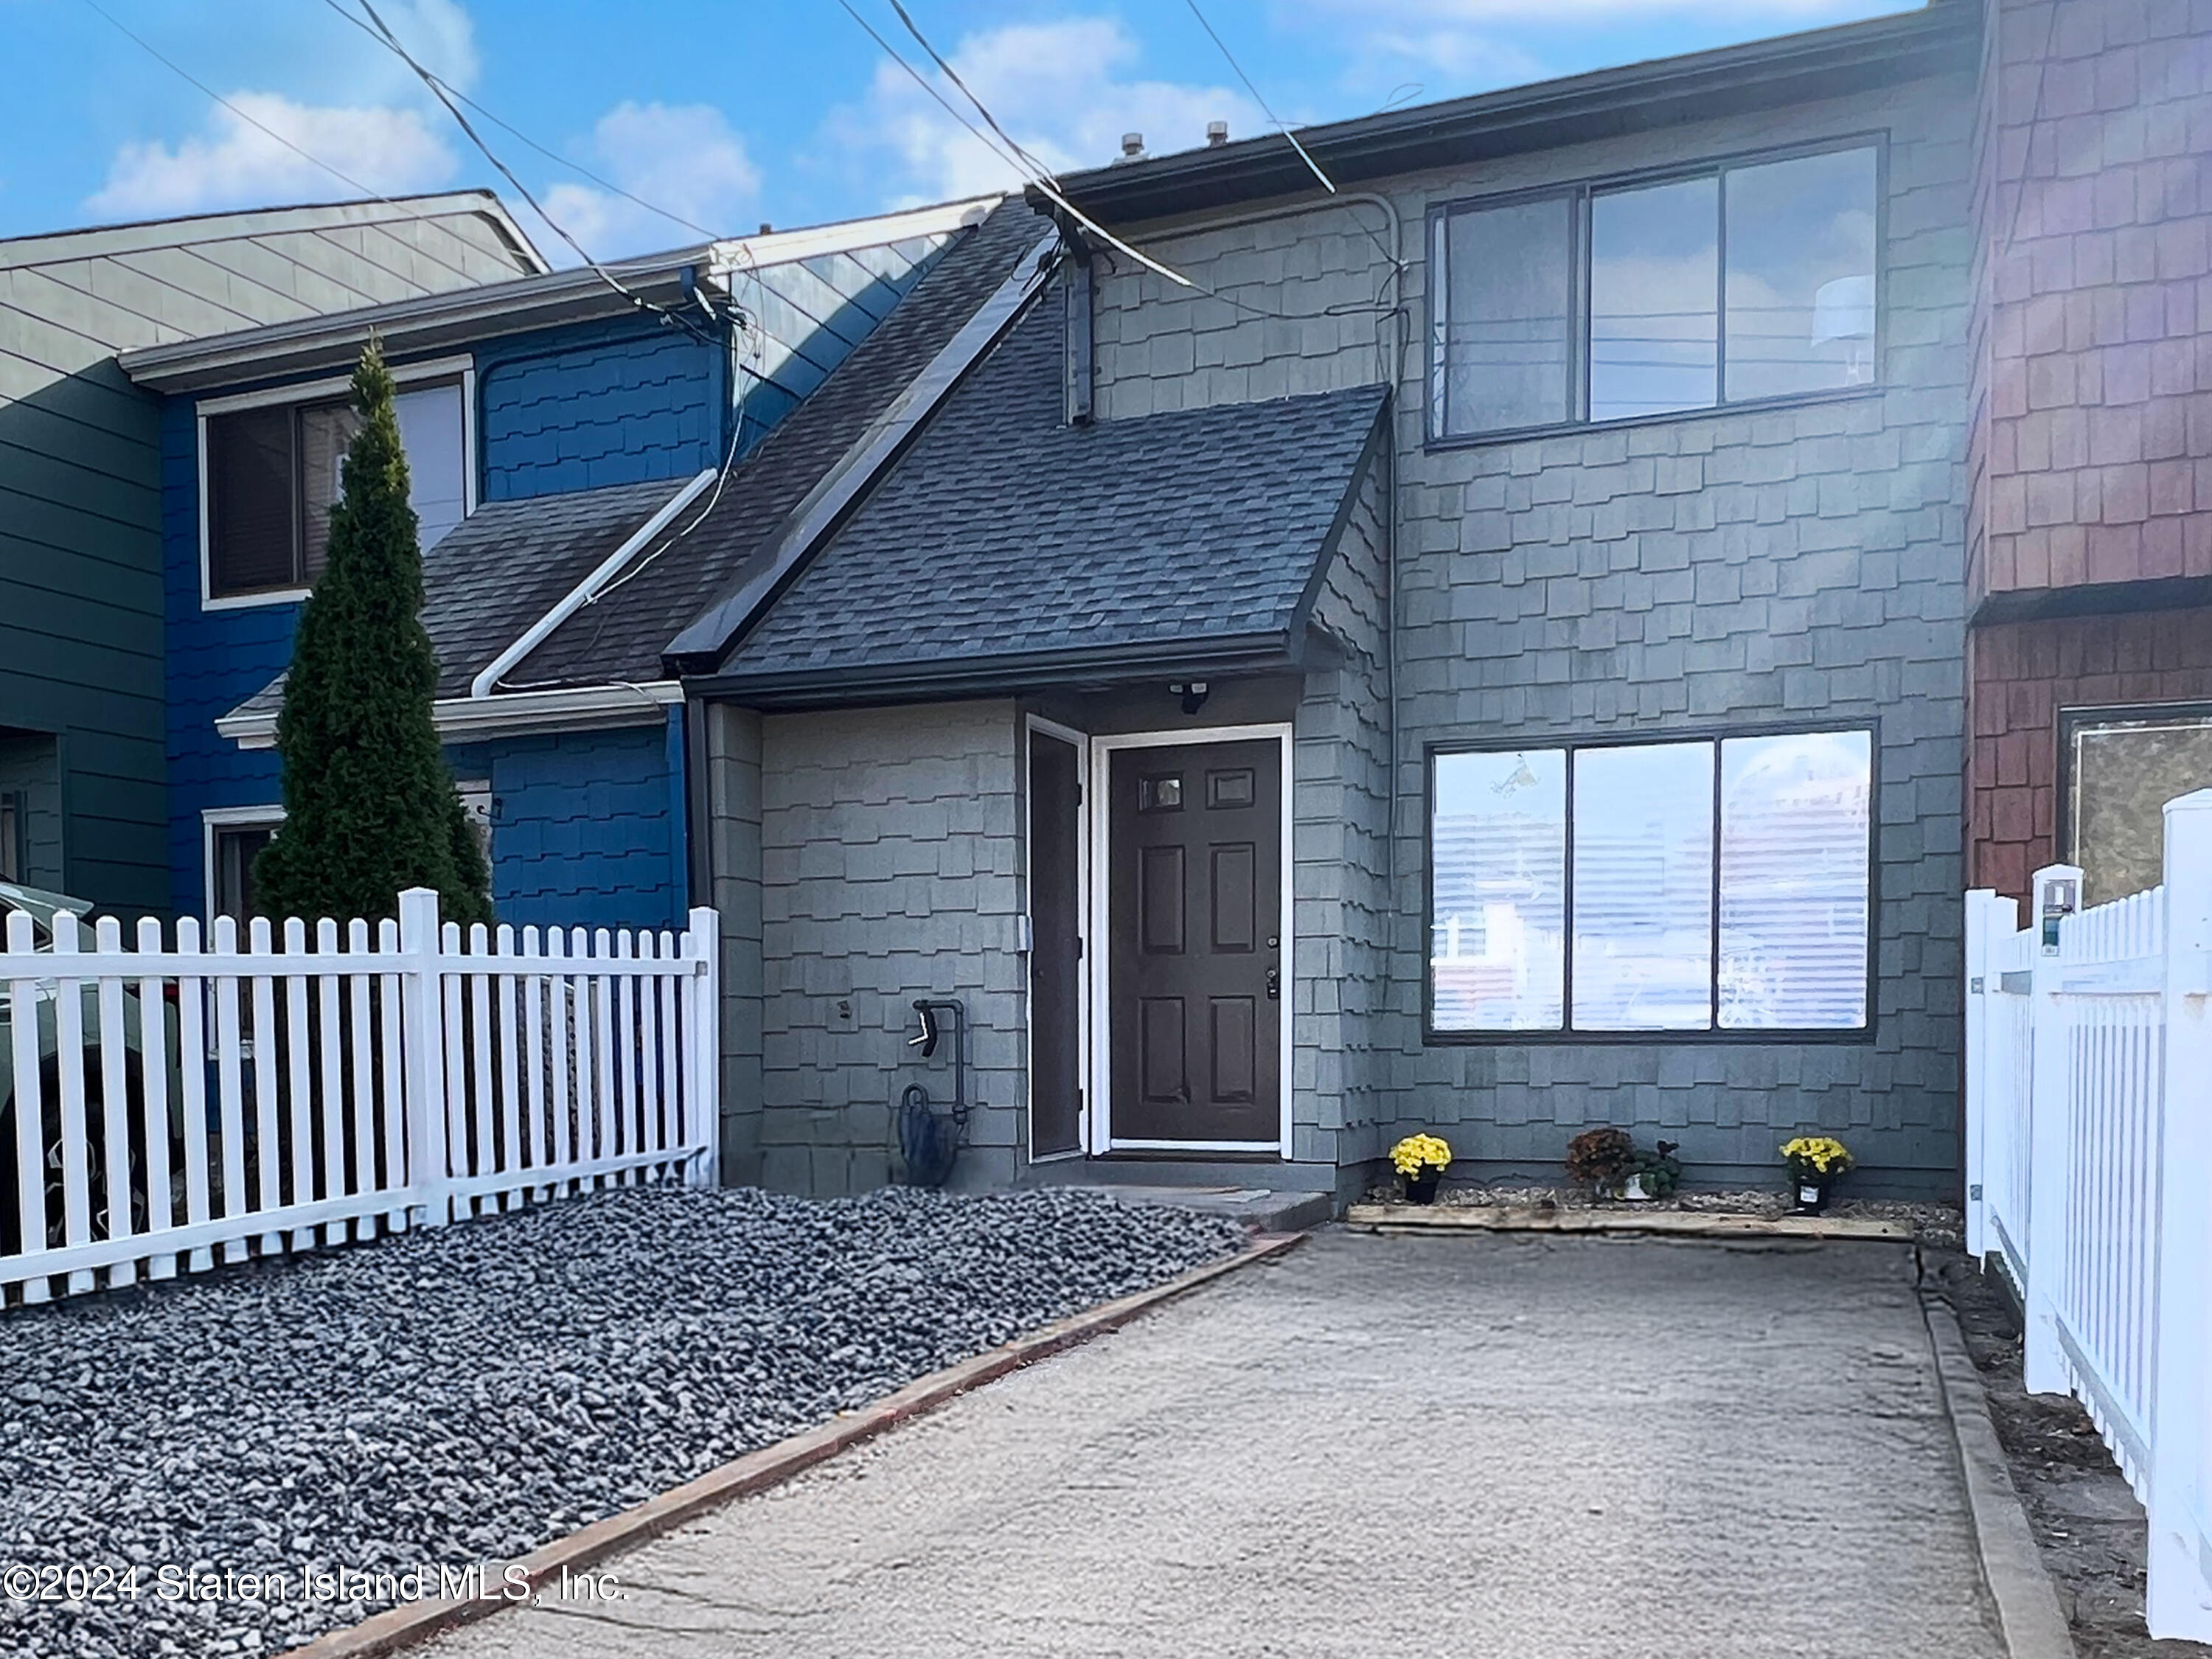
(2062, 704, 2212, 905)
(1429, 142, 1879, 441)
(203, 375, 470, 602)
(1428, 728, 1874, 1037)
(0, 793, 22, 883)
(208, 817, 280, 925)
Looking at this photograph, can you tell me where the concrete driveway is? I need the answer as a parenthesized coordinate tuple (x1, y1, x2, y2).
(433, 1231, 2004, 1659)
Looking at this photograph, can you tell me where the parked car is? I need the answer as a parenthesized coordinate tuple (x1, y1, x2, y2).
(0, 881, 186, 1254)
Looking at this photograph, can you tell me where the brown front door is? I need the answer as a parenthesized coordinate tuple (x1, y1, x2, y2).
(1107, 738, 1281, 1145)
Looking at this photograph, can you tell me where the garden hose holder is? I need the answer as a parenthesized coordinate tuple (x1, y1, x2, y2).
(896, 998, 970, 1188)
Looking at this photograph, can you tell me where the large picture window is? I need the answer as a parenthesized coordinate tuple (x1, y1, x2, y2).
(1428, 728, 1874, 1038)
(1428, 142, 1879, 441)
(204, 378, 469, 602)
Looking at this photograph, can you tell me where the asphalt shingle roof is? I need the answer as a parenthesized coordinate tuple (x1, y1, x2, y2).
(715, 301, 1387, 687)
(509, 201, 1050, 689)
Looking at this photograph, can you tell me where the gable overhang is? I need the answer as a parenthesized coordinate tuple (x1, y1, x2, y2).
(1028, 3, 1977, 226)
(660, 231, 1065, 677)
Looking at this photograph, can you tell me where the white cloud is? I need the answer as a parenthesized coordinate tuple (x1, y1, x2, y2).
(830, 17, 1263, 205)
(85, 92, 459, 218)
(528, 102, 762, 262)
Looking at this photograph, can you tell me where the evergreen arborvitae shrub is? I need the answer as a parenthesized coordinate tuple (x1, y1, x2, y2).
(253, 344, 494, 929)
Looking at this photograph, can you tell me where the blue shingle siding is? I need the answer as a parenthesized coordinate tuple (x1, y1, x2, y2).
(476, 316, 725, 501)
(447, 724, 683, 934)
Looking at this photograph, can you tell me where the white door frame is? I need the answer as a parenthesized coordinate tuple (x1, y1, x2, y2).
(1086, 723, 1295, 1158)
(1023, 714, 1091, 1165)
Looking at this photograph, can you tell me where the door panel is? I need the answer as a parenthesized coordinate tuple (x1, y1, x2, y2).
(1109, 737, 1282, 1144)
(1027, 730, 1083, 1158)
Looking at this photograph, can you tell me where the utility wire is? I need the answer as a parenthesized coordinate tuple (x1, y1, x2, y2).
(344, 0, 716, 340)
(78, 0, 392, 204)
(834, 0, 1195, 290)
(1179, 0, 1335, 193)
(311, 0, 723, 245)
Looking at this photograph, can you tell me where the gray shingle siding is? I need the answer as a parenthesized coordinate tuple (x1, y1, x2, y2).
(751, 701, 1026, 1195)
(1082, 73, 1975, 1194)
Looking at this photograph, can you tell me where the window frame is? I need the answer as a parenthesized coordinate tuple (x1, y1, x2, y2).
(1424, 133, 1889, 450)
(2056, 700, 2212, 897)
(197, 354, 478, 611)
(1422, 719, 1881, 1046)
(0, 790, 23, 883)
(201, 804, 285, 928)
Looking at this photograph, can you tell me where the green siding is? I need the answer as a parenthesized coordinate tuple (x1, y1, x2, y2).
(0, 198, 537, 916)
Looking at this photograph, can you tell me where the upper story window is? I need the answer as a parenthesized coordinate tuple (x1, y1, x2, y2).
(201, 366, 471, 605)
(1428, 142, 1879, 442)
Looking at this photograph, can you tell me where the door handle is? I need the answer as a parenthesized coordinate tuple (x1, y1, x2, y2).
(1265, 967, 1280, 1001)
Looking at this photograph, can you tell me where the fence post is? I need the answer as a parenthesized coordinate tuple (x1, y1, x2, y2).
(686, 906, 720, 1189)
(1964, 889, 1994, 1262)
(398, 888, 452, 1228)
(2021, 861, 2084, 1398)
(2147, 791, 2212, 1639)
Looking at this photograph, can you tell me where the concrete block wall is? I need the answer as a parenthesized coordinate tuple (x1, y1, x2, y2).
(1085, 73, 1978, 1194)
(1966, 0, 2212, 605)
(753, 700, 1026, 1195)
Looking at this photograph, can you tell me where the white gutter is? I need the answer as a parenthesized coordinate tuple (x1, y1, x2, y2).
(705, 196, 999, 278)
(218, 681, 682, 750)
(469, 467, 717, 698)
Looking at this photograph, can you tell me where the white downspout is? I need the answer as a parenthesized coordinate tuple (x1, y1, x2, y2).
(469, 467, 717, 698)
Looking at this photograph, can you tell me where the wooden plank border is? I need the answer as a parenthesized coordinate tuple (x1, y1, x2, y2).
(1343, 1203, 1913, 1241)
(285, 1231, 1304, 1658)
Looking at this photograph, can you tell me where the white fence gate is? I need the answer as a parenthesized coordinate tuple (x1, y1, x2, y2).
(1965, 789, 2212, 1641)
(1, 887, 719, 1307)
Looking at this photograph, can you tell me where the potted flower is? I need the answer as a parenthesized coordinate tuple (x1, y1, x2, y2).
(1780, 1135, 1853, 1214)
(1565, 1127, 1636, 1197)
(1391, 1133, 1451, 1203)
(1624, 1141, 1683, 1203)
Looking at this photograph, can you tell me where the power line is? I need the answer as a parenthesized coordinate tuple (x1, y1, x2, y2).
(78, 0, 392, 204)
(1178, 0, 1335, 194)
(341, 0, 716, 341)
(835, 0, 1197, 291)
(311, 0, 723, 246)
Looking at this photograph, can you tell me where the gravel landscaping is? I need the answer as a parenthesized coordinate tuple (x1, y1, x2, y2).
(0, 1186, 1248, 1659)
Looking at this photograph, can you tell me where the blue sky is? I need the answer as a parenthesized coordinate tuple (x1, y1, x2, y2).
(2, 0, 1919, 259)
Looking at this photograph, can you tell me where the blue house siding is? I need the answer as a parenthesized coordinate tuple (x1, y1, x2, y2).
(448, 722, 684, 934)
(476, 316, 726, 501)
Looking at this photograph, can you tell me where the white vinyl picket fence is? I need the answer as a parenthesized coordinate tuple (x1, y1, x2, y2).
(1965, 788, 2212, 1641)
(1, 887, 718, 1307)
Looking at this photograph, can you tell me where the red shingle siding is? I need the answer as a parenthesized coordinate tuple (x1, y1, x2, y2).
(1966, 0, 2212, 609)
(1966, 606, 2212, 899)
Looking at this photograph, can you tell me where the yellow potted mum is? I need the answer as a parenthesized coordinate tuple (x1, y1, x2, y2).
(1780, 1135, 1854, 1214)
(1391, 1133, 1452, 1205)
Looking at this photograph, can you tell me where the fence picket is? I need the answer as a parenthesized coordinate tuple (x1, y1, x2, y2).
(175, 918, 212, 1274)
(50, 912, 94, 1295)
(134, 917, 174, 1279)
(7, 910, 49, 1300)
(0, 889, 717, 1309)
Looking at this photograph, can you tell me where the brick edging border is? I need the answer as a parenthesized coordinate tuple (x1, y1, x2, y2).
(1918, 1290, 2079, 1659)
(1343, 1203, 1914, 1241)
(284, 1231, 1304, 1659)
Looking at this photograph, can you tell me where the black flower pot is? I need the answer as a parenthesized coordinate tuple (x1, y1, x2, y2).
(1791, 1178, 1829, 1216)
(1402, 1169, 1441, 1206)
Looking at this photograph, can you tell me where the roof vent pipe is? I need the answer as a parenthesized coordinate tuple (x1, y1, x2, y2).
(1206, 120, 1229, 147)
(1116, 131, 1146, 163)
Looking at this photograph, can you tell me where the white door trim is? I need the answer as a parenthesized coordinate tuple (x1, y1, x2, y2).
(1086, 723, 1295, 1159)
(1023, 714, 1090, 1165)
